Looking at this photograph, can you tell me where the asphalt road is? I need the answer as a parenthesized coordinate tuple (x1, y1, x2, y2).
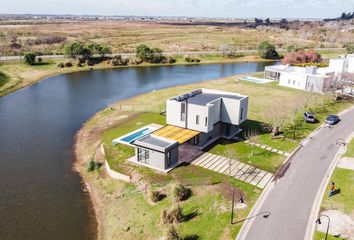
(241, 106, 354, 240)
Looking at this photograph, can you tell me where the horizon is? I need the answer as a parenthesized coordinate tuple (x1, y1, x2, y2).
(1, 0, 354, 19)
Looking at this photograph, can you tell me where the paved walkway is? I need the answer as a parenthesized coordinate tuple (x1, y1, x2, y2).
(191, 153, 273, 189)
(237, 106, 354, 240)
(244, 140, 291, 157)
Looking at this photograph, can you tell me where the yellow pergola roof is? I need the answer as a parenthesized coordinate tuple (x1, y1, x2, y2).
(152, 125, 200, 144)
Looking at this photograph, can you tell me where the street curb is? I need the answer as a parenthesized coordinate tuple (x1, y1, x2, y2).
(304, 130, 354, 240)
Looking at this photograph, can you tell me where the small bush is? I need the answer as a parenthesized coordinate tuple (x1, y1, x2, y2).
(37, 57, 43, 64)
(87, 159, 100, 172)
(110, 55, 129, 66)
(162, 56, 176, 64)
(129, 57, 143, 65)
(24, 53, 37, 65)
(185, 56, 200, 63)
(161, 205, 183, 225)
(173, 184, 192, 201)
(77, 62, 83, 67)
(165, 225, 181, 240)
(64, 62, 73, 67)
(57, 62, 65, 68)
(150, 190, 162, 202)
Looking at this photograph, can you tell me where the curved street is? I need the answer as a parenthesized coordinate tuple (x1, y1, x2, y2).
(238, 106, 354, 240)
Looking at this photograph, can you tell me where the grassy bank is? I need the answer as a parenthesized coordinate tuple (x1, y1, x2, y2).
(0, 55, 271, 97)
(74, 71, 354, 240)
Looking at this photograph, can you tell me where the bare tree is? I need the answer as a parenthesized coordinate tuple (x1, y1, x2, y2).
(244, 129, 260, 157)
(341, 72, 354, 95)
(264, 102, 288, 138)
(323, 74, 345, 100)
(225, 145, 236, 178)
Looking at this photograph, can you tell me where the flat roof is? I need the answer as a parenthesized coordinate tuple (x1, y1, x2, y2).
(170, 88, 246, 107)
(133, 134, 178, 152)
(187, 92, 243, 106)
(152, 125, 200, 144)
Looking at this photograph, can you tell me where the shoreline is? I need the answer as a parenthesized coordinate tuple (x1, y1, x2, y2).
(0, 55, 273, 97)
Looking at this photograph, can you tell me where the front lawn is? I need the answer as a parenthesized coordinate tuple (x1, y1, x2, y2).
(207, 139, 286, 173)
(320, 168, 354, 215)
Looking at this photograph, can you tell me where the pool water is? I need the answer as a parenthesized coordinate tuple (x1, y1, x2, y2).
(121, 128, 152, 143)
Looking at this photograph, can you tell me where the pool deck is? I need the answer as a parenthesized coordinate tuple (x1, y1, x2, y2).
(112, 123, 163, 146)
(237, 76, 274, 84)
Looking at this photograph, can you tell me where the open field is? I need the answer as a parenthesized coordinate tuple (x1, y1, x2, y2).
(0, 20, 352, 56)
(74, 71, 354, 240)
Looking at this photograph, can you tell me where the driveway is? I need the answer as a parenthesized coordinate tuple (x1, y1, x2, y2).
(238, 106, 354, 240)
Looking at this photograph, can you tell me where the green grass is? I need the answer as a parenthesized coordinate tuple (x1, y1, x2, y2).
(102, 112, 166, 143)
(343, 138, 354, 158)
(0, 71, 9, 88)
(313, 231, 346, 240)
(320, 168, 354, 215)
(208, 139, 286, 173)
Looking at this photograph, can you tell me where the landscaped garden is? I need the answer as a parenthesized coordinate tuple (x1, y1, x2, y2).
(75, 72, 354, 240)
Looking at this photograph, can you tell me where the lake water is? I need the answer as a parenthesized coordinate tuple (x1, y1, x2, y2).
(0, 61, 274, 239)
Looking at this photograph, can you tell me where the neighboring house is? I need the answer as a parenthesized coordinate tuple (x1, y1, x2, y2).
(264, 54, 354, 93)
(113, 88, 248, 172)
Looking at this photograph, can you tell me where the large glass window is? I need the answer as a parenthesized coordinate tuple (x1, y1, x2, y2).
(196, 115, 199, 125)
(137, 148, 150, 164)
(240, 108, 243, 120)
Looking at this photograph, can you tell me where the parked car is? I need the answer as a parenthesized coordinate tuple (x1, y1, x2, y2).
(325, 115, 340, 125)
(303, 112, 315, 123)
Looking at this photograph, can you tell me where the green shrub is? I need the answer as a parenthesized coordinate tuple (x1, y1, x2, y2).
(150, 190, 162, 202)
(163, 56, 176, 64)
(110, 55, 129, 66)
(173, 184, 191, 201)
(57, 62, 65, 68)
(37, 57, 43, 64)
(64, 62, 73, 67)
(24, 53, 37, 65)
(185, 56, 201, 63)
(257, 41, 279, 59)
(87, 159, 100, 172)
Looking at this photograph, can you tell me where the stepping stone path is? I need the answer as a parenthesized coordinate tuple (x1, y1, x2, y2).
(243, 140, 291, 157)
(191, 153, 273, 189)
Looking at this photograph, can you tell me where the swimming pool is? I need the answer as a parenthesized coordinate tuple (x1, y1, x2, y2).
(112, 124, 162, 145)
(238, 76, 274, 84)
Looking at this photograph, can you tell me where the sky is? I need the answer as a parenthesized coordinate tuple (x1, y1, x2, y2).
(1, 0, 354, 19)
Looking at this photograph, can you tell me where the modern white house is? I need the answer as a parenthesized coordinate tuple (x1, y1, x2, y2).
(264, 54, 354, 93)
(166, 88, 248, 148)
(112, 88, 248, 172)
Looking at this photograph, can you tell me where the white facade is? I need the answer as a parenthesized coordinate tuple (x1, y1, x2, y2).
(166, 89, 248, 133)
(264, 54, 354, 93)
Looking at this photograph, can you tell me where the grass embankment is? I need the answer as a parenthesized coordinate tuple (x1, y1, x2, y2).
(313, 231, 346, 240)
(0, 55, 270, 97)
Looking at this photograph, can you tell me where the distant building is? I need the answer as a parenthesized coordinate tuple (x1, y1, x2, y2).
(264, 54, 354, 93)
